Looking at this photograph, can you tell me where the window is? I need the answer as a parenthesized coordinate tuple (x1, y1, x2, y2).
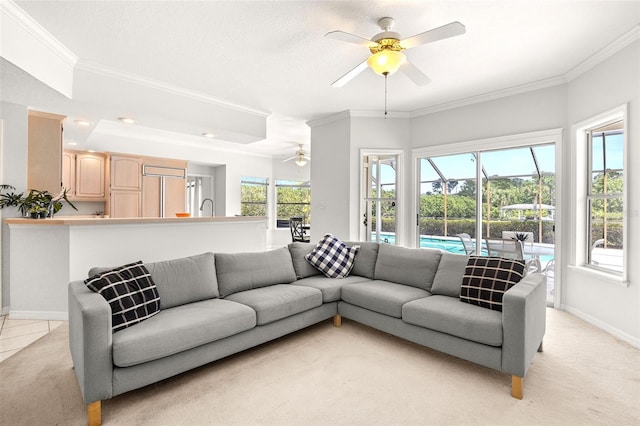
(586, 121, 624, 274)
(275, 179, 310, 227)
(240, 176, 268, 217)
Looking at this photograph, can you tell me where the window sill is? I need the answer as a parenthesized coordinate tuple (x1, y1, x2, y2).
(567, 265, 629, 287)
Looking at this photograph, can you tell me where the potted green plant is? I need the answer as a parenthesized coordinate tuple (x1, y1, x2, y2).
(0, 185, 78, 218)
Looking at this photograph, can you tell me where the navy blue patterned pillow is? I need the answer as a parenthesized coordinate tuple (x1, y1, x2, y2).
(305, 234, 360, 279)
(85, 261, 161, 332)
(460, 256, 525, 311)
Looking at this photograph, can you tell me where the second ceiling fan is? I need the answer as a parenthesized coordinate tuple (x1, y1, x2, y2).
(326, 17, 465, 87)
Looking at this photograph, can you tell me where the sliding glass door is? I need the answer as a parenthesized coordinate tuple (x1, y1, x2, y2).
(418, 153, 477, 254)
(417, 142, 556, 304)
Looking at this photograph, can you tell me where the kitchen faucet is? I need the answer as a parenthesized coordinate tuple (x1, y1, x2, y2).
(199, 198, 215, 216)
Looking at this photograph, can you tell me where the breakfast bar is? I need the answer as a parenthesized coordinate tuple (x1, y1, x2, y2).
(5, 216, 267, 320)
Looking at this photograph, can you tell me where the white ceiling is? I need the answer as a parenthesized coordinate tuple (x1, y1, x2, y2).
(8, 0, 640, 157)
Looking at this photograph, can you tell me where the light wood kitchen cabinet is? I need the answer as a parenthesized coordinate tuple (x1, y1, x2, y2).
(62, 150, 106, 200)
(110, 155, 141, 190)
(109, 155, 142, 218)
(110, 191, 141, 218)
(142, 159, 187, 218)
(108, 154, 187, 218)
(28, 110, 65, 194)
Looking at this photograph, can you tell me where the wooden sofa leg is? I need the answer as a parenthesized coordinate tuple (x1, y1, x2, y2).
(333, 314, 342, 327)
(88, 401, 101, 426)
(538, 340, 544, 352)
(511, 376, 523, 400)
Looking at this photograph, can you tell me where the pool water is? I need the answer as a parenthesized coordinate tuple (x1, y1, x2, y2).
(372, 232, 466, 254)
(371, 232, 553, 263)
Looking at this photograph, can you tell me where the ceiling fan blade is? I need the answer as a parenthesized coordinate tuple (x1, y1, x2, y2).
(331, 59, 369, 87)
(282, 156, 296, 163)
(400, 60, 432, 86)
(399, 21, 466, 49)
(325, 30, 378, 48)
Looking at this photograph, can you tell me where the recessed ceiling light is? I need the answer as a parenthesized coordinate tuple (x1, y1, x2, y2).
(74, 119, 91, 127)
(118, 117, 137, 124)
(202, 132, 216, 138)
(67, 141, 78, 146)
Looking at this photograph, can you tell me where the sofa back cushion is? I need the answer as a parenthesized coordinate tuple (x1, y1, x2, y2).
(144, 252, 219, 309)
(88, 252, 219, 310)
(216, 247, 297, 297)
(374, 244, 442, 291)
(289, 240, 380, 279)
(288, 242, 322, 279)
(431, 252, 470, 297)
(344, 241, 379, 279)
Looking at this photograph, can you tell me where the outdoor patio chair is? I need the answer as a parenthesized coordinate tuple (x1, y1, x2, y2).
(485, 237, 541, 273)
(590, 238, 605, 265)
(456, 233, 475, 255)
(485, 237, 524, 260)
(290, 217, 310, 243)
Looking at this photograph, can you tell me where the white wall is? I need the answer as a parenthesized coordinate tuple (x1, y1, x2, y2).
(409, 85, 568, 147)
(309, 113, 351, 241)
(563, 41, 639, 346)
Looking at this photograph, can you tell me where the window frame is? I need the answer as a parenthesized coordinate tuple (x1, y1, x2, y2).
(572, 104, 628, 286)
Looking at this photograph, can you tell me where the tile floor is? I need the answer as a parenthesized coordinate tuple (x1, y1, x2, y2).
(0, 315, 64, 363)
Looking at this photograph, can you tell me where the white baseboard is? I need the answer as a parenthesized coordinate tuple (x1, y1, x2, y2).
(561, 304, 640, 349)
(8, 310, 68, 321)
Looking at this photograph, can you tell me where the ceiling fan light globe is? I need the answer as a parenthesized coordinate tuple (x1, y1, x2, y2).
(367, 50, 406, 76)
(295, 158, 308, 167)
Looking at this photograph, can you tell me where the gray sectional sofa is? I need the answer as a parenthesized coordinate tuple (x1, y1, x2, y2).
(68, 241, 546, 425)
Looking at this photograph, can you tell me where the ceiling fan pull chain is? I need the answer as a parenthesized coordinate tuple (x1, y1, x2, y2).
(384, 73, 388, 118)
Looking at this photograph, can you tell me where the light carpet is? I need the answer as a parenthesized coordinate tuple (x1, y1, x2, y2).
(0, 308, 638, 425)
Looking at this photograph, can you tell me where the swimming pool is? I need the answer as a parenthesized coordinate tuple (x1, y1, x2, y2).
(371, 232, 467, 254)
(371, 232, 554, 263)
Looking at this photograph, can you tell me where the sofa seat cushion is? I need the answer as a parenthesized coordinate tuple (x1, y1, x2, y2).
(402, 295, 503, 346)
(341, 280, 431, 318)
(294, 275, 372, 302)
(225, 284, 323, 325)
(112, 299, 256, 367)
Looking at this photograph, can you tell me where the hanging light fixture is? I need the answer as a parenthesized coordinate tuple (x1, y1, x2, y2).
(366, 37, 407, 117)
(366, 50, 406, 76)
(295, 156, 308, 167)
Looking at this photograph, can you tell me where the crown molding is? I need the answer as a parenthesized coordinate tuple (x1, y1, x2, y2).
(76, 60, 270, 118)
(306, 110, 352, 128)
(410, 76, 567, 118)
(564, 24, 640, 82)
(349, 110, 412, 119)
(307, 109, 412, 127)
(0, 0, 77, 66)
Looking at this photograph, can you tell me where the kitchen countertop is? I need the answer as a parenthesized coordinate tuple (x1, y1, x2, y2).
(4, 216, 266, 226)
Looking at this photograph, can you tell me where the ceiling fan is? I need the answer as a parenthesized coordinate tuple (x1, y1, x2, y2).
(326, 17, 465, 87)
(282, 145, 311, 167)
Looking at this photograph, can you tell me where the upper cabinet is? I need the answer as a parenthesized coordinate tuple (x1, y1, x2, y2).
(111, 155, 141, 191)
(28, 110, 65, 194)
(63, 151, 106, 200)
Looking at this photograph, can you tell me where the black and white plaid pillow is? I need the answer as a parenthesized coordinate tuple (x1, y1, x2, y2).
(85, 261, 161, 332)
(305, 234, 360, 279)
(460, 256, 525, 311)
